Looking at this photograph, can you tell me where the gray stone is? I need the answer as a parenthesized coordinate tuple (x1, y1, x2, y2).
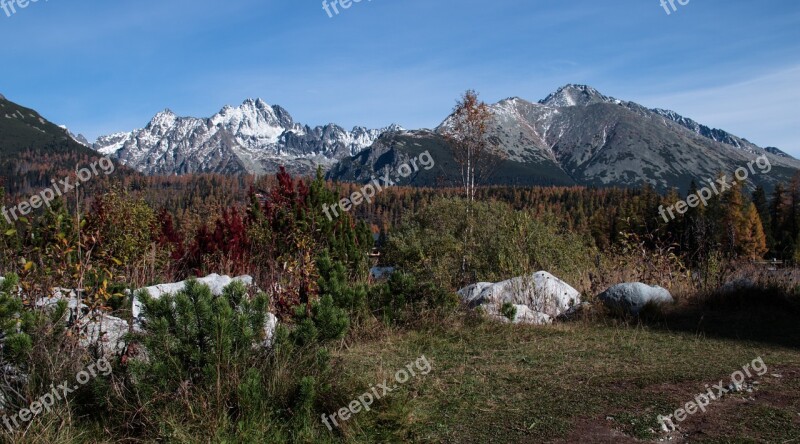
(369, 267, 395, 281)
(598, 283, 673, 315)
(77, 313, 129, 357)
(457, 282, 494, 306)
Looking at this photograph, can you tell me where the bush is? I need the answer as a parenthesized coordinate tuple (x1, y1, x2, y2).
(316, 250, 369, 317)
(290, 294, 350, 347)
(386, 197, 594, 291)
(133, 279, 270, 391)
(0, 274, 30, 364)
(0, 273, 68, 366)
(102, 279, 340, 441)
(0, 272, 74, 424)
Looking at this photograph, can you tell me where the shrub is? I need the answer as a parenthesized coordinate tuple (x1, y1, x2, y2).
(133, 279, 270, 391)
(1, 272, 73, 419)
(386, 197, 593, 291)
(316, 250, 369, 317)
(0, 274, 30, 364)
(290, 295, 350, 347)
(105, 279, 339, 441)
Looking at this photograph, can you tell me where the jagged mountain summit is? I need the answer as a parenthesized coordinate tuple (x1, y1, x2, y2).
(538, 84, 620, 107)
(327, 84, 799, 192)
(93, 99, 403, 175)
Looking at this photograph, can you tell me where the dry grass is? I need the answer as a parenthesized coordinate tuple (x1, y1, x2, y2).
(329, 299, 800, 443)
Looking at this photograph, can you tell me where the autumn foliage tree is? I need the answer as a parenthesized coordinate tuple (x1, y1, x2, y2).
(441, 90, 506, 202)
(441, 90, 508, 284)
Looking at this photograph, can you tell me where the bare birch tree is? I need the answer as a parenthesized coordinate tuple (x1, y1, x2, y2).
(441, 90, 506, 202)
(442, 90, 507, 284)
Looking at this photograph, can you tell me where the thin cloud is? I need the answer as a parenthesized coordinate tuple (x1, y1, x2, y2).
(635, 66, 800, 154)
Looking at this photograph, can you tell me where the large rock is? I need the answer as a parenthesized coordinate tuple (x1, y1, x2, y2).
(457, 282, 494, 305)
(34, 288, 129, 357)
(598, 283, 674, 315)
(719, 278, 756, 294)
(461, 271, 581, 318)
(263, 312, 278, 347)
(369, 267, 395, 281)
(36, 288, 86, 322)
(458, 271, 581, 325)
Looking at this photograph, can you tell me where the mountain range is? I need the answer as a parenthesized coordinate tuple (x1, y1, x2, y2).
(92, 99, 402, 176)
(327, 85, 799, 192)
(1, 86, 797, 193)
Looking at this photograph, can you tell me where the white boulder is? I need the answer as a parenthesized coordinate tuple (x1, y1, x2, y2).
(369, 267, 395, 281)
(457, 282, 494, 306)
(598, 283, 674, 315)
(263, 312, 278, 347)
(36, 288, 86, 323)
(459, 271, 581, 325)
(461, 271, 581, 318)
(34, 288, 129, 357)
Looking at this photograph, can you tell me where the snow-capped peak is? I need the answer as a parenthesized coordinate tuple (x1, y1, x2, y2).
(539, 84, 616, 107)
(146, 109, 178, 131)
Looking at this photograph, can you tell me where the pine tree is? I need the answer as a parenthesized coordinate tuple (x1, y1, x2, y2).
(135, 279, 270, 389)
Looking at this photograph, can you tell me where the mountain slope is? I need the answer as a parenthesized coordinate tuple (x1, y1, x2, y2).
(94, 99, 402, 176)
(325, 128, 576, 188)
(0, 95, 89, 154)
(328, 85, 799, 192)
(0, 95, 115, 195)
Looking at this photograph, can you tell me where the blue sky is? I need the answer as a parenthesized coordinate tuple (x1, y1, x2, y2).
(1, 0, 798, 153)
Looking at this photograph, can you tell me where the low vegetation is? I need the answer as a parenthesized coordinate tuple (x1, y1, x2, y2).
(1, 164, 799, 443)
